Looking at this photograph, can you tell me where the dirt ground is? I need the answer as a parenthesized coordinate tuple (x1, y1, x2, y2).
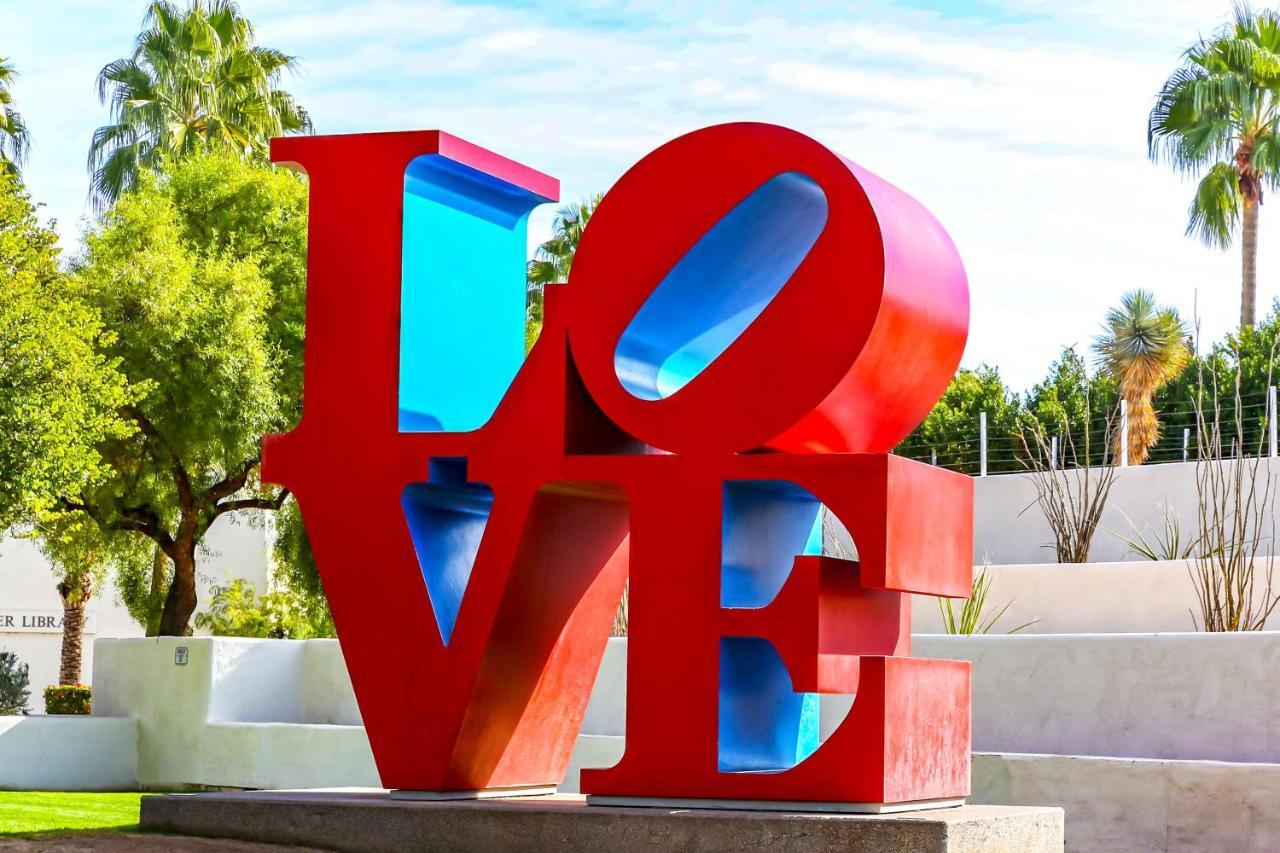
(0, 834, 334, 852)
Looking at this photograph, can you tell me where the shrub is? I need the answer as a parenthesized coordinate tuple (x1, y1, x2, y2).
(0, 652, 30, 715)
(44, 684, 92, 715)
(196, 578, 333, 639)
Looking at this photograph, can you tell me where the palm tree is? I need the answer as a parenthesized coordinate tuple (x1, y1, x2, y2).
(1095, 290, 1192, 465)
(526, 193, 602, 349)
(0, 57, 29, 176)
(88, 0, 311, 208)
(1149, 4, 1280, 329)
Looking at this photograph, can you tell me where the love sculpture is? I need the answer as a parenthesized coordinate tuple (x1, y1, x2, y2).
(262, 123, 973, 810)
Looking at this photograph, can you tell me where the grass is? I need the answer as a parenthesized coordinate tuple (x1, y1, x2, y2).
(0, 791, 142, 836)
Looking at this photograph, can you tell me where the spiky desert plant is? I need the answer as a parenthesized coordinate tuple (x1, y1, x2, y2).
(1095, 290, 1191, 465)
(938, 564, 1037, 635)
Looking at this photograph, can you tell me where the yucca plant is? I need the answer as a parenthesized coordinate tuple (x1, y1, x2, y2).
(1095, 290, 1191, 465)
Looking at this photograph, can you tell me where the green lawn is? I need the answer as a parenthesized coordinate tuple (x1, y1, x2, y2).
(0, 791, 142, 835)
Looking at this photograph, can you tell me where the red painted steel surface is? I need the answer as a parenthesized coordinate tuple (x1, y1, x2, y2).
(263, 123, 973, 803)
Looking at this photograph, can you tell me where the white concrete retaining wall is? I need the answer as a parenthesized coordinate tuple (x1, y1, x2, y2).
(910, 559, 1278, 634)
(93, 637, 374, 790)
(973, 753, 1280, 853)
(583, 634, 1280, 764)
(973, 458, 1280, 564)
(0, 715, 137, 791)
(913, 633, 1280, 763)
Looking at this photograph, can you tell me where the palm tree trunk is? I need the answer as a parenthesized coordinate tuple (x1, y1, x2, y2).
(57, 572, 92, 686)
(1125, 393, 1160, 465)
(1241, 191, 1259, 328)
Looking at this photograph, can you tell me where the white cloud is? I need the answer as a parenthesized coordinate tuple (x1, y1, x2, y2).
(477, 29, 543, 51)
(691, 77, 724, 96)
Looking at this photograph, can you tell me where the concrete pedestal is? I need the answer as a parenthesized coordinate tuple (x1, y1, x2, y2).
(140, 789, 1064, 852)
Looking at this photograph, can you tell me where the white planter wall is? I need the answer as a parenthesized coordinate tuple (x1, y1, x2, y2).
(0, 715, 137, 791)
(910, 560, 1277, 634)
(93, 637, 374, 791)
(913, 633, 1280, 763)
(972, 753, 1280, 853)
(972, 458, 1280, 565)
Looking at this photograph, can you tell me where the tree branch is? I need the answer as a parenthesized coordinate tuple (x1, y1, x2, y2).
(56, 496, 177, 558)
(211, 488, 290, 520)
(203, 457, 258, 507)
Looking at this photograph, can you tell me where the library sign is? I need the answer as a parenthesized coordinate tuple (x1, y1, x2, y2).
(0, 609, 97, 634)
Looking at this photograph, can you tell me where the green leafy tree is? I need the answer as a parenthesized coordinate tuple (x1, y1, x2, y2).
(897, 365, 1022, 474)
(0, 170, 132, 531)
(269, 496, 333, 636)
(1095, 290, 1191, 465)
(0, 57, 29, 175)
(1153, 301, 1280, 459)
(59, 153, 306, 637)
(1149, 5, 1280, 328)
(1022, 347, 1118, 467)
(88, 0, 311, 208)
(526, 193, 602, 350)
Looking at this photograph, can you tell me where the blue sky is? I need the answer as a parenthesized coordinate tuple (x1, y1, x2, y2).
(4, 0, 1268, 390)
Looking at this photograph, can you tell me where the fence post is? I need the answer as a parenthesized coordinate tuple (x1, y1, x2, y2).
(1183, 427, 1190, 463)
(1270, 385, 1277, 459)
(979, 412, 988, 477)
(1119, 399, 1129, 467)
(931, 449, 937, 466)
(1050, 435, 1058, 471)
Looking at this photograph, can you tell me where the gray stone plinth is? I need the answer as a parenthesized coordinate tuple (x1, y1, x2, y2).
(140, 789, 1064, 852)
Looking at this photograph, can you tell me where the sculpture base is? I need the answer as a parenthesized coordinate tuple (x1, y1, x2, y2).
(140, 789, 1063, 852)
(391, 785, 556, 801)
(586, 794, 964, 813)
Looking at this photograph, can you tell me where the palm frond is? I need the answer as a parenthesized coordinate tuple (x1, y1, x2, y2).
(88, 0, 310, 208)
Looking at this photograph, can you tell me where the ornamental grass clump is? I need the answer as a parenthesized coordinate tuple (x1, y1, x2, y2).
(938, 564, 1036, 635)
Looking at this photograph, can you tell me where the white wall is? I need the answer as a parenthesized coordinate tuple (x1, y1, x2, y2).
(0, 715, 137, 791)
(912, 633, 1280, 763)
(910, 559, 1277, 634)
(0, 514, 270, 711)
(972, 753, 1280, 853)
(93, 637, 374, 791)
(972, 458, 1280, 565)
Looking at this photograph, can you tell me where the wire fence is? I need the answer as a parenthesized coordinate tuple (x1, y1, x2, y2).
(894, 387, 1280, 476)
